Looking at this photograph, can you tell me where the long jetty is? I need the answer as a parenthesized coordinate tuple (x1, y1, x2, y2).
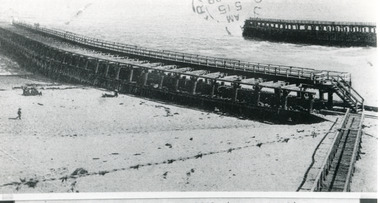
(243, 18, 377, 47)
(0, 21, 365, 122)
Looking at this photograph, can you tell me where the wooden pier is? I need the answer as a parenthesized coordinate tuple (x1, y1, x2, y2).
(0, 22, 365, 122)
(12, 22, 365, 111)
(243, 18, 377, 47)
(300, 109, 365, 192)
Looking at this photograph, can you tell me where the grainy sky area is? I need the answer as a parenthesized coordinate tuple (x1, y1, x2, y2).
(0, 0, 378, 23)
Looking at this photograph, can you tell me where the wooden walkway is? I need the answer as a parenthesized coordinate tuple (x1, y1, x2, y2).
(11, 21, 365, 112)
(12, 22, 351, 82)
(309, 110, 364, 192)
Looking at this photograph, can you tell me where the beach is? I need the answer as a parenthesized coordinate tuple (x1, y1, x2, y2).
(0, 52, 377, 193)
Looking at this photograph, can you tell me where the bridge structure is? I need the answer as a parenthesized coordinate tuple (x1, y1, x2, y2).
(243, 18, 377, 47)
(0, 21, 365, 122)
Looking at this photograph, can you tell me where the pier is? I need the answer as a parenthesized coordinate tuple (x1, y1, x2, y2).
(243, 18, 377, 47)
(0, 22, 365, 122)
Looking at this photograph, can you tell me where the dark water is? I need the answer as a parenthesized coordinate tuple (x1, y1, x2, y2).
(1, 0, 378, 105)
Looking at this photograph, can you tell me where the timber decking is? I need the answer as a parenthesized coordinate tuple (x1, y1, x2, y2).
(306, 110, 365, 192)
(9, 21, 365, 112)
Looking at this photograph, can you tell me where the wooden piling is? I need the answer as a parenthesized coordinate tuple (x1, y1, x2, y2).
(328, 91, 333, 109)
(174, 76, 180, 92)
(128, 68, 134, 83)
(105, 62, 110, 77)
(115, 64, 121, 80)
(211, 80, 216, 97)
(159, 74, 165, 89)
(95, 60, 100, 74)
(142, 70, 149, 86)
(191, 78, 198, 95)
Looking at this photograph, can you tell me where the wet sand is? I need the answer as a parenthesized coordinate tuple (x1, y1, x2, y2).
(0, 53, 377, 193)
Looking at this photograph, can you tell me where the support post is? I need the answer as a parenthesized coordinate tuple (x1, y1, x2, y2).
(105, 63, 110, 77)
(255, 86, 261, 106)
(328, 91, 333, 109)
(274, 88, 281, 107)
(115, 65, 121, 80)
(309, 94, 315, 113)
(159, 74, 165, 89)
(62, 54, 67, 64)
(142, 70, 149, 86)
(233, 84, 239, 102)
(283, 90, 290, 110)
(75, 56, 80, 68)
(174, 76, 180, 92)
(84, 59, 89, 70)
(128, 68, 134, 83)
(210, 80, 216, 97)
(95, 60, 100, 74)
(192, 78, 198, 95)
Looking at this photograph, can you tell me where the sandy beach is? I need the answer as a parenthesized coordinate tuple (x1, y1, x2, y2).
(0, 52, 377, 193)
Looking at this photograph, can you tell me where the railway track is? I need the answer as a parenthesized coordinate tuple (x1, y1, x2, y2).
(310, 109, 364, 192)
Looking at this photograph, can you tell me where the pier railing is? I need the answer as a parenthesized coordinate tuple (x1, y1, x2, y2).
(247, 18, 377, 27)
(13, 21, 351, 84)
(331, 76, 364, 111)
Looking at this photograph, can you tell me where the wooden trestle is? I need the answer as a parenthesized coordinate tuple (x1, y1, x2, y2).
(0, 22, 365, 122)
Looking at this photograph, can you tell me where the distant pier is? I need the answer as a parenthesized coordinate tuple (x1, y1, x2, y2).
(0, 22, 366, 122)
(243, 18, 377, 47)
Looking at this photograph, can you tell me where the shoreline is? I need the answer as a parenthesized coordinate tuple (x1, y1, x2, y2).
(0, 51, 377, 193)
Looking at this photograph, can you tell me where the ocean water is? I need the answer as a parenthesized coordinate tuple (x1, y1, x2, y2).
(1, 0, 378, 105)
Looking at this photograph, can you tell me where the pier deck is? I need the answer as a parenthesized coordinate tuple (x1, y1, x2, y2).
(11, 22, 365, 112)
(0, 22, 365, 122)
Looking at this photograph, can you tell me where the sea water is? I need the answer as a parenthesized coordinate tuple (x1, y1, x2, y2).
(1, 0, 378, 105)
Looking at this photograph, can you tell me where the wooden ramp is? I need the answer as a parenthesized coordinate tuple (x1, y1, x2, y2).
(310, 110, 364, 192)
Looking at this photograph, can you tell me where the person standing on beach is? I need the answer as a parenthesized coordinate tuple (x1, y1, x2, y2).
(16, 108, 22, 120)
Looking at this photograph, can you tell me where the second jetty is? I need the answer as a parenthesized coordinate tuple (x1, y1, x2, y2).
(243, 18, 377, 47)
